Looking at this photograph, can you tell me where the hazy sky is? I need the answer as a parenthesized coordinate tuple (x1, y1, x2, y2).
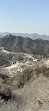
(0, 0, 49, 35)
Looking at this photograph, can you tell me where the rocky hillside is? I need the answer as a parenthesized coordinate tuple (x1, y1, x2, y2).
(0, 34, 49, 56)
(0, 33, 49, 40)
(0, 66, 49, 111)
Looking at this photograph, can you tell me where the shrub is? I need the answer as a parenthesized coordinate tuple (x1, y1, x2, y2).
(18, 81, 24, 88)
(0, 87, 12, 102)
(18, 69, 32, 88)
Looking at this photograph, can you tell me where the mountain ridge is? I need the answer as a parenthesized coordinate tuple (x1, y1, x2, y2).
(0, 32, 49, 40)
(0, 34, 49, 56)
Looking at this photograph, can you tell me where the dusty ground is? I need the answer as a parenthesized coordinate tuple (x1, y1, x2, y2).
(0, 76, 49, 111)
(0, 48, 49, 111)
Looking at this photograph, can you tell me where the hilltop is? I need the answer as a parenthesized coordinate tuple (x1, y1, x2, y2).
(0, 34, 49, 56)
(0, 33, 49, 40)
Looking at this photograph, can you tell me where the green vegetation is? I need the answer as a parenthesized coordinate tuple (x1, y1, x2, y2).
(18, 81, 24, 88)
(18, 69, 34, 88)
(2, 66, 49, 89)
(43, 70, 49, 77)
(18, 66, 49, 88)
(34, 66, 48, 76)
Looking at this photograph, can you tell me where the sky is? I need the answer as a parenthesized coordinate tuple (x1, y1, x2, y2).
(0, 0, 49, 35)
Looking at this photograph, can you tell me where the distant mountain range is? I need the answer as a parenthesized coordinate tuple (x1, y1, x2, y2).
(0, 32, 49, 40)
(0, 34, 49, 56)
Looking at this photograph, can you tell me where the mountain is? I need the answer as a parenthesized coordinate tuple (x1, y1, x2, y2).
(12, 33, 49, 40)
(0, 34, 49, 56)
(0, 32, 49, 40)
(0, 32, 9, 37)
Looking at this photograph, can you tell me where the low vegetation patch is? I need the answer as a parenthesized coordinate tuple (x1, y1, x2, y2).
(34, 66, 49, 76)
(18, 66, 49, 88)
(0, 87, 12, 102)
(18, 69, 33, 88)
(3, 77, 14, 85)
(2, 66, 49, 89)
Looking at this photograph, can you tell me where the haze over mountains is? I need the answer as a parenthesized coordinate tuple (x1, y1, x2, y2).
(0, 32, 49, 40)
(0, 34, 49, 56)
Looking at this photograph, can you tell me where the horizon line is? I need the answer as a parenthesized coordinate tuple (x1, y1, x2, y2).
(0, 32, 49, 36)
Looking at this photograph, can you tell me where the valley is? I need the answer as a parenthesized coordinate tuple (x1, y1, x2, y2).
(0, 36, 49, 111)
